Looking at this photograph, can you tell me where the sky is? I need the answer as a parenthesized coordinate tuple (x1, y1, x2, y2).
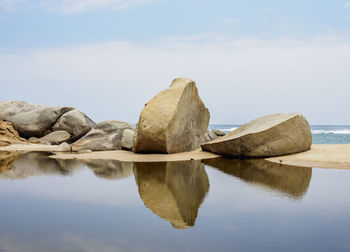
(1, 0, 350, 125)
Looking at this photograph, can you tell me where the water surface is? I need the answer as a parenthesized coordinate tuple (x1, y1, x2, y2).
(1, 151, 350, 252)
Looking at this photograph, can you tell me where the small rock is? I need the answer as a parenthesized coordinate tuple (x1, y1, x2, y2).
(121, 129, 135, 150)
(72, 120, 135, 151)
(28, 137, 40, 143)
(38, 131, 71, 145)
(57, 142, 71, 152)
(208, 130, 218, 141)
(204, 132, 211, 142)
(212, 129, 226, 136)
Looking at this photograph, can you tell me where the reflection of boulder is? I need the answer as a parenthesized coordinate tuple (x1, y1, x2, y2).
(134, 160, 209, 229)
(0, 151, 20, 173)
(203, 158, 311, 198)
(0, 152, 84, 180)
(84, 160, 133, 180)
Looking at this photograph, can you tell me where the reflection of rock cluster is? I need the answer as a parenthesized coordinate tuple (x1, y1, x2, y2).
(84, 159, 133, 180)
(0, 152, 84, 180)
(134, 160, 209, 229)
(203, 158, 311, 198)
(0, 151, 20, 173)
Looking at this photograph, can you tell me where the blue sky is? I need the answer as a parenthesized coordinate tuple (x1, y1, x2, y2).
(1, 0, 350, 124)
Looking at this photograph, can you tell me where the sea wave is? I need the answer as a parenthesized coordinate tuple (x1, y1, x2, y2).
(219, 128, 350, 135)
(311, 129, 350, 135)
(222, 127, 238, 132)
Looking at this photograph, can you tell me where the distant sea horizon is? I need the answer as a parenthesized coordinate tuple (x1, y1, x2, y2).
(209, 124, 350, 144)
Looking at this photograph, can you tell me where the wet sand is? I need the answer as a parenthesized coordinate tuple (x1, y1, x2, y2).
(267, 144, 350, 169)
(1, 143, 350, 168)
(51, 149, 220, 162)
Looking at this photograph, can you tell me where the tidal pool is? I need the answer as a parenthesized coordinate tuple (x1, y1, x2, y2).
(0, 151, 350, 252)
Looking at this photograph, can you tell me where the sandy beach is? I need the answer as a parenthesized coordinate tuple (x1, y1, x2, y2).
(267, 144, 350, 169)
(1, 143, 350, 169)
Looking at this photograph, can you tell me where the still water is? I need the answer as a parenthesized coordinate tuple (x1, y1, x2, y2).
(1, 151, 350, 252)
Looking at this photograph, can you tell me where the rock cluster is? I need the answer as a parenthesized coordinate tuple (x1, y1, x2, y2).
(0, 79, 313, 157)
(0, 101, 95, 142)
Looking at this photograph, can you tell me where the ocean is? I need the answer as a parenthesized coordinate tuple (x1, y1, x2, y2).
(209, 125, 350, 144)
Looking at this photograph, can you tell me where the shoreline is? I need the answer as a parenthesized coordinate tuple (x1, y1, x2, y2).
(267, 144, 350, 170)
(1, 143, 350, 169)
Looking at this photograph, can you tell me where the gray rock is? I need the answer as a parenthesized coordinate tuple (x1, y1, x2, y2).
(72, 120, 135, 151)
(28, 137, 40, 143)
(38, 130, 71, 144)
(0, 101, 73, 138)
(52, 109, 95, 141)
(121, 129, 135, 150)
(202, 113, 312, 157)
(212, 129, 226, 136)
(208, 130, 218, 141)
(57, 142, 71, 152)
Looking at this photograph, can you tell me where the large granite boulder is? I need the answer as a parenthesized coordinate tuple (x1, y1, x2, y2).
(133, 78, 210, 154)
(0, 101, 95, 141)
(202, 113, 312, 157)
(72, 120, 135, 151)
(0, 121, 26, 147)
(0, 101, 73, 138)
(52, 109, 95, 141)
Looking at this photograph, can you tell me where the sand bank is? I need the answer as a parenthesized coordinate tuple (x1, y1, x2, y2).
(51, 149, 220, 162)
(0, 143, 70, 152)
(1, 143, 350, 168)
(267, 144, 350, 169)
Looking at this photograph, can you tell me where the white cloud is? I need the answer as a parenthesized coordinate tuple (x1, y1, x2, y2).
(0, 0, 26, 11)
(0, 0, 156, 13)
(43, 0, 156, 14)
(345, 1, 350, 7)
(1, 35, 350, 124)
